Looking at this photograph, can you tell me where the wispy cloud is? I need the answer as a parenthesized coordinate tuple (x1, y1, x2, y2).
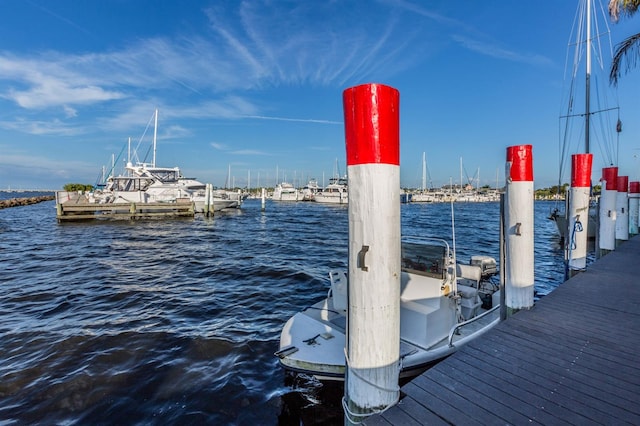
(385, 0, 552, 66)
(230, 149, 271, 156)
(452, 35, 553, 66)
(0, 117, 84, 136)
(244, 115, 341, 124)
(0, 1, 424, 137)
(209, 141, 270, 156)
(210, 142, 227, 150)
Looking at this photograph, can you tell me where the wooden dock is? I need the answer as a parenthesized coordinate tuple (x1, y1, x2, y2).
(366, 235, 640, 425)
(56, 201, 195, 221)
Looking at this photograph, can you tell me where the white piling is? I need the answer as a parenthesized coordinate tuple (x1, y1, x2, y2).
(629, 182, 639, 236)
(504, 145, 534, 310)
(342, 83, 401, 424)
(203, 183, 210, 216)
(208, 184, 215, 216)
(599, 167, 617, 254)
(615, 175, 629, 244)
(261, 187, 266, 211)
(566, 153, 592, 273)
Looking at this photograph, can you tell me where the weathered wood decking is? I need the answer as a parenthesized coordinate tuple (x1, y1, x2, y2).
(366, 235, 640, 425)
(56, 201, 195, 220)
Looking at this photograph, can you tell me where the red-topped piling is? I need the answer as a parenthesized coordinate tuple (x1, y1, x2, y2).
(566, 153, 593, 273)
(504, 144, 534, 310)
(343, 83, 400, 424)
(616, 175, 629, 242)
(599, 167, 618, 253)
(629, 182, 640, 235)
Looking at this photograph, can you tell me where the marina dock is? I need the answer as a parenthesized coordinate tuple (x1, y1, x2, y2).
(366, 235, 640, 425)
(56, 199, 195, 221)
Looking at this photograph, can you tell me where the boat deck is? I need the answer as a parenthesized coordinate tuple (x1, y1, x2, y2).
(365, 235, 640, 425)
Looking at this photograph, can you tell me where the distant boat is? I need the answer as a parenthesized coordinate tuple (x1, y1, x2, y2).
(313, 177, 348, 204)
(301, 178, 321, 201)
(275, 236, 500, 381)
(272, 182, 300, 201)
(91, 110, 241, 212)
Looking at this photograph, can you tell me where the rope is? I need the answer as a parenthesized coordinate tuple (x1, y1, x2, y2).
(569, 216, 583, 250)
(341, 347, 401, 424)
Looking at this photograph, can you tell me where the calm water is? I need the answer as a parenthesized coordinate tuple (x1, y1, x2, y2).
(0, 196, 567, 425)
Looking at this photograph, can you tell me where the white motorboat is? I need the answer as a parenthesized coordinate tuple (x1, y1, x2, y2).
(313, 177, 348, 204)
(94, 163, 240, 212)
(275, 236, 500, 381)
(272, 182, 301, 201)
(91, 110, 241, 212)
(301, 179, 321, 201)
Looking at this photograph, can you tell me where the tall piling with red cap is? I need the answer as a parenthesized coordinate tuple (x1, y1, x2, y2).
(615, 175, 629, 243)
(629, 182, 640, 235)
(566, 154, 592, 272)
(599, 166, 618, 253)
(342, 83, 400, 423)
(504, 145, 534, 310)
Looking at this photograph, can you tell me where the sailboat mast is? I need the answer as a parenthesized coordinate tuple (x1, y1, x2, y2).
(585, 0, 591, 154)
(152, 109, 158, 167)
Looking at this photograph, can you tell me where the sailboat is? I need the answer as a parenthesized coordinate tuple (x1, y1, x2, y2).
(411, 152, 440, 203)
(549, 0, 621, 240)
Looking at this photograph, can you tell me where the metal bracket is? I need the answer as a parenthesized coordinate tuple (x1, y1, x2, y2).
(515, 222, 522, 236)
(357, 245, 369, 271)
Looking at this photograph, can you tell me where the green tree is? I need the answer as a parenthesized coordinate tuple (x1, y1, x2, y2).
(609, 0, 640, 85)
(63, 183, 94, 192)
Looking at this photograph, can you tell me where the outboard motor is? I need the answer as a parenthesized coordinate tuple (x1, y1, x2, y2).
(470, 256, 499, 309)
(470, 255, 497, 279)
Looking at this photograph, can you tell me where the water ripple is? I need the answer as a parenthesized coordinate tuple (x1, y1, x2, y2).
(0, 198, 568, 424)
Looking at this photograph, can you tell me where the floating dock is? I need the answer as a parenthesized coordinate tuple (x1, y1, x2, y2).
(366, 235, 640, 425)
(55, 192, 194, 221)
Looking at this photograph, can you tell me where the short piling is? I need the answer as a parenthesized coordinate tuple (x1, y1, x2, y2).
(504, 144, 534, 311)
(210, 184, 215, 216)
(342, 83, 401, 424)
(629, 182, 639, 236)
(599, 166, 618, 255)
(203, 184, 211, 216)
(615, 175, 629, 245)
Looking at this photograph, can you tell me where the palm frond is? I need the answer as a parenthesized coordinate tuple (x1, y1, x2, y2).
(609, 0, 640, 22)
(610, 32, 640, 85)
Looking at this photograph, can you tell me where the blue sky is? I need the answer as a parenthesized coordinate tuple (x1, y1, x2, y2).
(1, 0, 639, 190)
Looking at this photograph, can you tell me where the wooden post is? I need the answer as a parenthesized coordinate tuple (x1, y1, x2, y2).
(599, 166, 617, 256)
(566, 153, 592, 276)
(504, 145, 534, 311)
(342, 83, 400, 424)
(615, 175, 629, 245)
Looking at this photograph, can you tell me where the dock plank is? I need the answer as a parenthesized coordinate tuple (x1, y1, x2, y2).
(365, 235, 640, 425)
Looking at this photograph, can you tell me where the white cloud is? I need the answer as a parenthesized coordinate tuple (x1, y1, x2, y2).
(210, 142, 227, 150)
(452, 35, 553, 66)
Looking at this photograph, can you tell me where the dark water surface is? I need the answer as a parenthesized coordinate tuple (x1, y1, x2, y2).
(0, 197, 566, 425)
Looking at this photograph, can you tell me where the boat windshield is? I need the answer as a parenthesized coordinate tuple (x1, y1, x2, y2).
(401, 238, 449, 279)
